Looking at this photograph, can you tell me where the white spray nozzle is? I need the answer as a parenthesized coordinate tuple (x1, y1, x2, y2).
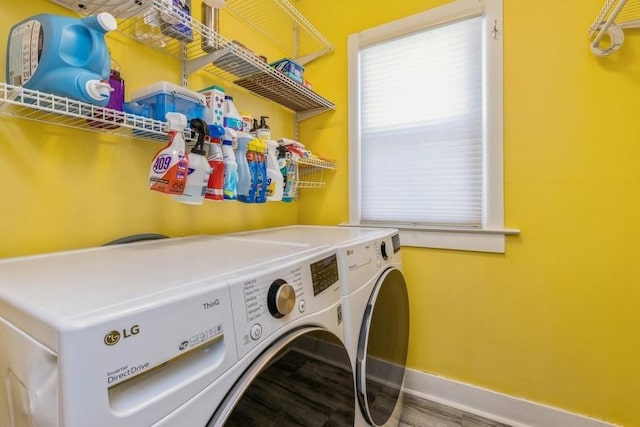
(166, 112, 188, 131)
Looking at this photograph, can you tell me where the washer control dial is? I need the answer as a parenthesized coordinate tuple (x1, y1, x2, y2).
(267, 279, 296, 318)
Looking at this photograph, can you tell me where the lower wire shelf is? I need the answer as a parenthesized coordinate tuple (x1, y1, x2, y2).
(293, 157, 337, 189)
(0, 82, 170, 143)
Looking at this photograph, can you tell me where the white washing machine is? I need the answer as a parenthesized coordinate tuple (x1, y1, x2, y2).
(0, 235, 355, 426)
(227, 226, 410, 427)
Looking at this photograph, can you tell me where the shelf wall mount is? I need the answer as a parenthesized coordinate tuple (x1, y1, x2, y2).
(589, 0, 640, 56)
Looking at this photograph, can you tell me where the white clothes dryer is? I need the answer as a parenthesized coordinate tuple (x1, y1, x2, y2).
(227, 226, 410, 427)
(0, 235, 355, 426)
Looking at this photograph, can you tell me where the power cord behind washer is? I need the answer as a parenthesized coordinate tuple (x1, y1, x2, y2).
(103, 233, 169, 246)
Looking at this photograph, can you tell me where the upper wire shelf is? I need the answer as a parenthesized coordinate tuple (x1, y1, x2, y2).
(49, 0, 336, 119)
(589, 0, 640, 56)
(223, 0, 334, 65)
(0, 82, 171, 142)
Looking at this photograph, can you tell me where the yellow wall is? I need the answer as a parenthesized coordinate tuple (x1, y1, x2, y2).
(0, 1, 301, 258)
(297, 0, 640, 426)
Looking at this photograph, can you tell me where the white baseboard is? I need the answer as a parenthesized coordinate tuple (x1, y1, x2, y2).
(403, 369, 617, 427)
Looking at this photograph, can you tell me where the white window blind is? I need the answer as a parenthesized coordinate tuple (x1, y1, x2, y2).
(359, 16, 483, 227)
(349, 0, 513, 252)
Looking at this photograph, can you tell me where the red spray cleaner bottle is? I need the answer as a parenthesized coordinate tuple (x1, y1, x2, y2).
(205, 124, 225, 201)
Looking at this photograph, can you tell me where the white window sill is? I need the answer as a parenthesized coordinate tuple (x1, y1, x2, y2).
(342, 223, 520, 253)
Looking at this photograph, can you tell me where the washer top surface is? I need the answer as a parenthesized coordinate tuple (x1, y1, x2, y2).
(229, 225, 396, 247)
(0, 235, 327, 344)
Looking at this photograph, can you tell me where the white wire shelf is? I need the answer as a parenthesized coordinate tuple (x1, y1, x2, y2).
(0, 82, 172, 142)
(292, 157, 336, 189)
(50, 0, 336, 119)
(589, 0, 640, 55)
(223, 0, 334, 65)
(181, 15, 335, 119)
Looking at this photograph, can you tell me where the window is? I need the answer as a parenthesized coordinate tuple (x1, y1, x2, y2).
(348, 0, 515, 253)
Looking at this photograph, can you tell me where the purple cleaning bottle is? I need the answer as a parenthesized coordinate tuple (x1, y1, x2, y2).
(90, 55, 125, 129)
(107, 57, 125, 112)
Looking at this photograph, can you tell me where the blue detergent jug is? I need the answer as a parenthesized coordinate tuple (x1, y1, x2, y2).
(6, 13, 116, 106)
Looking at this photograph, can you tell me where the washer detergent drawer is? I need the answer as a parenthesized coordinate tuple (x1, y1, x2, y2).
(56, 280, 237, 427)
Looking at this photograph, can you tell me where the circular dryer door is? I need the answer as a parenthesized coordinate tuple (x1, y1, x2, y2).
(209, 328, 355, 427)
(357, 267, 410, 426)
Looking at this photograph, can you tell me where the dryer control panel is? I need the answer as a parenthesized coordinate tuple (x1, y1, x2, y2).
(228, 251, 342, 359)
(337, 232, 402, 295)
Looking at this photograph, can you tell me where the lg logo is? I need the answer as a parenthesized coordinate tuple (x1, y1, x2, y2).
(104, 325, 140, 346)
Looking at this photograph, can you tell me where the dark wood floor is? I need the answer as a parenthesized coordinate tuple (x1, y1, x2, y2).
(224, 349, 509, 427)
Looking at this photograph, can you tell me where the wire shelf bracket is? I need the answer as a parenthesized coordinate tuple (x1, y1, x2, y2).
(589, 0, 640, 56)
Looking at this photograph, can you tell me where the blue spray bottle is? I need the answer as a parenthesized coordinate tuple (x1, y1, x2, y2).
(235, 132, 254, 203)
(222, 128, 238, 200)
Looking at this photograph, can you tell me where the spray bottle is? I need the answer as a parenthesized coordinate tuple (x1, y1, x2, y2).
(255, 138, 268, 203)
(281, 145, 298, 203)
(205, 125, 225, 201)
(222, 128, 238, 200)
(149, 112, 189, 195)
(266, 140, 284, 202)
(277, 145, 289, 200)
(243, 138, 259, 203)
(235, 132, 254, 203)
(174, 118, 211, 205)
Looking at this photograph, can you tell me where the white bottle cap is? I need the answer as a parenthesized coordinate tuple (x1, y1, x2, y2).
(85, 80, 112, 101)
(97, 12, 117, 32)
(203, 0, 226, 8)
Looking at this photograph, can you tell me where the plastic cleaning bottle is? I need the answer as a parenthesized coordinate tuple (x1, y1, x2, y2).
(174, 118, 211, 205)
(149, 112, 189, 195)
(235, 132, 254, 203)
(256, 116, 271, 141)
(205, 125, 225, 201)
(107, 55, 125, 111)
(222, 129, 238, 200)
(223, 95, 243, 132)
(88, 51, 124, 129)
(281, 146, 297, 202)
(277, 145, 289, 200)
(244, 139, 260, 203)
(161, 0, 193, 42)
(266, 140, 284, 202)
(135, 8, 167, 47)
(240, 112, 253, 133)
(7, 13, 116, 105)
(250, 118, 259, 138)
(255, 138, 267, 203)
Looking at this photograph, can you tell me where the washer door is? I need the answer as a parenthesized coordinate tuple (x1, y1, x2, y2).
(357, 268, 410, 426)
(209, 328, 355, 427)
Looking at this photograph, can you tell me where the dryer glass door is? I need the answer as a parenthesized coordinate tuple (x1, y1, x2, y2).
(209, 328, 355, 427)
(357, 267, 410, 426)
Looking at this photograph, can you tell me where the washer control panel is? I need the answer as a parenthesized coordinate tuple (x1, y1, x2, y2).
(228, 251, 342, 358)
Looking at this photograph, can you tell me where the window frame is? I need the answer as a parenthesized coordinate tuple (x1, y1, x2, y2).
(347, 0, 517, 253)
